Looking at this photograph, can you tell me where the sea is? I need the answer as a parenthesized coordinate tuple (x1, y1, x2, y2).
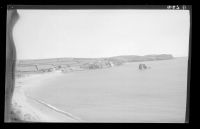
(27, 57, 188, 123)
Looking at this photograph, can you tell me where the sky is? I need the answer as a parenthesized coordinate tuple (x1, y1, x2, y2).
(13, 9, 190, 60)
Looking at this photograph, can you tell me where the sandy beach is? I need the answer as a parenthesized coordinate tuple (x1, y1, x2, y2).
(12, 72, 83, 122)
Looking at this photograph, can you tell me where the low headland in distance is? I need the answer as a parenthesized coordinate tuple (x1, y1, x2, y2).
(15, 54, 174, 78)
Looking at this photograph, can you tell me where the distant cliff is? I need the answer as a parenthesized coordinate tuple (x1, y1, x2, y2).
(76, 54, 173, 70)
(108, 54, 173, 63)
(16, 54, 173, 73)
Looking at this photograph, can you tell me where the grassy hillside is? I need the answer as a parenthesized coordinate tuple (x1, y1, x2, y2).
(15, 54, 173, 77)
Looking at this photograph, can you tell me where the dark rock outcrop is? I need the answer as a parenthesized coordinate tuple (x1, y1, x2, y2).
(139, 64, 147, 70)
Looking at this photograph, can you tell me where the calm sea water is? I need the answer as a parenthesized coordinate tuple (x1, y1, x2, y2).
(28, 57, 188, 122)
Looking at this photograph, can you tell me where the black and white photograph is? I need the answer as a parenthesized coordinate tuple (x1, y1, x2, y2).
(6, 6, 191, 123)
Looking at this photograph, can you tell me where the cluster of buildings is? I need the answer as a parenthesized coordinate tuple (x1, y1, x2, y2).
(15, 60, 115, 74)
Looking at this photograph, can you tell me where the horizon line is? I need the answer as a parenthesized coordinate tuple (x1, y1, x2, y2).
(16, 54, 188, 61)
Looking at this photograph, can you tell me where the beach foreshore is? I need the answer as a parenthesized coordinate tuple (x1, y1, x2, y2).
(12, 72, 82, 122)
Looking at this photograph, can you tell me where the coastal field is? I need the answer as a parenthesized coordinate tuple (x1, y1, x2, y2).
(14, 57, 188, 123)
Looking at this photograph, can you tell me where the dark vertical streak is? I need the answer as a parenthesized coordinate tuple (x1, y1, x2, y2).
(5, 9, 19, 122)
(185, 6, 192, 123)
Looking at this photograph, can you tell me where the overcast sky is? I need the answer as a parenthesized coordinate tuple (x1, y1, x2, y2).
(13, 9, 190, 60)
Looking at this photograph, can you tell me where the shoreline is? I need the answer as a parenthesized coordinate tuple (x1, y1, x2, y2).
(12, 72, 82, 122)
(12, 58, 187, 122)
